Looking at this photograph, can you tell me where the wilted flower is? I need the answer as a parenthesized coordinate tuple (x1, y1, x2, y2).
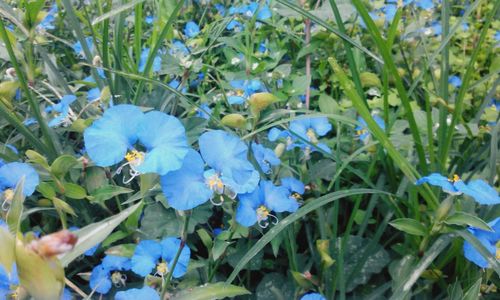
(416, 174, 500, 205)
(27, 230, 77, 258)
(115, 286, 160, 300)
(236, 180, 299, 228)
(463, 217, 500, 268)
(130, 237, 190, 278)
(199, 130, 259, 195)
(84, 105, 189, 181)
(90, 255, 131, 294)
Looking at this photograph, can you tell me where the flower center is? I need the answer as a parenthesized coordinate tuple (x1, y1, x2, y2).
(356, 129, 367, 136)
(256, 205, 270, 221)
(3, 189, 14, 202)
(448, 174, 460, 183)
(256, 205, 279, 228)
(116, 150, 145, 184)
(235, 89, 245, 97)
(291, 192, 302, 200)
(156, 262, 168, 276)
(206, 174, 224, 194)
(125, 150, 144, 165)
(306, 128, 318, 144)
(111, 271, 127, 288)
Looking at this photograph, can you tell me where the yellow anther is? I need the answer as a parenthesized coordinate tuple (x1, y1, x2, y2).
(356, 129, 366, 136)
(291, 192, 302, 200)
(156, 262, 168, 275)
(235, 89, 245, 97)
(256, 205, 270, 220)
(496, 247, 500, 260)
(125, 150, 144, 162)
(306, 128, 318, 144)
(448, 174, 460, 183)
(208, 177, 224, 191)
(3, 189, 14, 202)
(111, 272, 123, 284)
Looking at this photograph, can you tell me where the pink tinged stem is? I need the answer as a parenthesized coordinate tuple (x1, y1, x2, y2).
(305, 18, 311, 109)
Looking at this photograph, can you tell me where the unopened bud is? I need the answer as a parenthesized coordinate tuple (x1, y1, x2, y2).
(360, 72, 381, 88)
(248, 92, 278, 115)
(92, 55, 102, 67)
(274, 143, 286, 158)
(221, 114, 246, 129)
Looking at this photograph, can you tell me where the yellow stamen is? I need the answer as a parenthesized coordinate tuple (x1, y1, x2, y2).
(256, 205, 270, 220)
(291, 192, 302, 200)
(111, 272, 124, 285)
(448, 174, 460, 183)
(235, 89, 245, 97)
(125, 150, 144, 163)
(208, 177, 224, 191)
(3, 189, 14, 202)
(156, 262, 168, 275)
(306, 128, 318, 144)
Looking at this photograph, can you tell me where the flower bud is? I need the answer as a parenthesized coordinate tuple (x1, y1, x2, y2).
(360, 72, 381, 88)
(221, 114, 246, 129)
(274, 143, 286, 158)
(248, 92, 278, 115)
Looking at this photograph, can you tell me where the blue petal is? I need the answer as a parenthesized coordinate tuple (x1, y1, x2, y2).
(268, 128, 290, 141)
(115, 286, 160, 300)
(301, 293, 327, 300)
(84, 105, 143, 167)
(252, 143, 280, 174)
(87, 88, 101, 102)
(454, 180, 500, 205)
(228, 95, 246, 105)
(160, 149, 213, 210)
(60, 288, 72, 300)
(101, 255, 131, 271)
(415, 173, 457, 194)
(236, 187, 263, 227)
(196, 103, 212, 120)
(136, 111, 188, 175)
(0, 162, 39, 196)
(89, 265, 112, 294)
(184, 21, 200, 38)
(262, 180, 299, 213)
(463, 235, 495, 268)
(131, 240, 162, 277)
(160, 237, 191, 278)
(281, 177, 305, 194)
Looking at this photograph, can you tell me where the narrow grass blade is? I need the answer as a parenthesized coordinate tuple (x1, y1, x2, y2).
(91, 0, 146, 25)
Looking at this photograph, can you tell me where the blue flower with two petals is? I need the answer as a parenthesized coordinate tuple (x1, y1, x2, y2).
(236, 180, 299, 228)
(228, 80, 265, 105)
(416, 173, 500, 205)
(170, 40, 190, 56)
(130, 237, 190, 278)
(0, 263, 18, 299)
(199, 130, 260, 194)
(195, 103, 212, 120)
(226, 20, 243, 31)
(45, 94, 77, 127)
(84, 105, 189, 179)
(72, 37, 94, 58)
(463, 217, 500, 268)
(138, 48, 162, 73)
(160, 149, 213, 210)
(184, 21, 200, 38)
(0, 162, 39, 197)
(251, 143, 280, 174)
(355, 114, 385, 144)
(37, 4, 58, 30)
(448, 75, 462, 88)
(289, 117, 332, 153)
(115, 286, 160, 300)
(281, 177, 305, 200)
(89, 255, 131, 294)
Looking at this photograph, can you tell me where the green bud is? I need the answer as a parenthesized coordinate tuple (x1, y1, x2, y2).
(221, 114, 246, 129)
(360, 72, 381, 88)
(274, 143, 286, 158)
(248, 92, 278, 115)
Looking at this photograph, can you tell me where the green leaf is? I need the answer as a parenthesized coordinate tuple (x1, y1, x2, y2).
(444, 212, 492, 231)
(63, 182, 87, 199)
(225, 189, 386, 283)
(88, 185, 133, 203)
(91, 0, 146, 25)
(463, 278, 482, 300)
(36, 182, 56, 199)
(50, 155, 78, 178)
(6, 177, 25, 234)
(255, 273, 295, 300)
(291, 75, 310, 96)
(197, 228, 213, 250)
(105, 243, 136, 257)
(59, 202, 142, 267)
(52, 197, 76, 216)
(318, 94, 340, 115)
(212, 238, 232, 261)
(25, 150, 50, 170)
(389, 218, 427, 236)
(171, 283, 250, 300)
(84, 167, 108, 193)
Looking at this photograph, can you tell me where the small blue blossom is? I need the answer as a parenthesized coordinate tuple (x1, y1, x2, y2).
(170, 40, 190, 56)
(145, 15, 156, 24)
(199, 130, 259, 194)
(430, 21, 442, 36)
(415, 173, 457, 194)
(89, 255, 131, 294)
(448, 75, 462, 88)
(0, 263, 19, 299)
(289, 116, 332, 153)
(23, 118, 37, 126)
(463, 217, 500, 268)
(184, 21, 200, 38)
(251, 143, 280, 174)
(228, 80, 265, 105)
(0, 162, 39, 197)
(281, 177, 305, 197)
(355, 114, 385, 144)
(131, 237, 190, 278)
(301, 293, 327, 300)
(45, 94, 76, 127)
(72, 37, 94, 58)
(87, 87, 101, 103)
(215, 4, 226, 15)
(161, 149, 213, 210)
(115, 286, 160, 300)
(226, 20, 243, 31)
(195, 103, 212, 120)
(236, 180, 299, 228)
(138, 48, 162, 73)
(169, 79, 188, 94)
(84, 105, 189, 177)
(37, 4, 58, 30)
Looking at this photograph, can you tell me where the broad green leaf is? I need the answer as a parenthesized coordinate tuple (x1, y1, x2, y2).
(445, 212, 493, 231)
(171, 282, 250, 300)
(212, 238, 232, 261)
(59, 202, 141, 266)
(37, 182, 56, 199)
(84, 167, 108, 193)
(63, 182, 87, 199)
(88, 185, 133, 203)
(0, 227, 15, 272)
(389, 218, 427, 236)
(255, 273, 295, 300)
(318, 94, 340, 115)
(51, 155, 78, 178)
(463, 278, 482, 300)
(226, 189, 386, 283)
(197, 228, 213, 250)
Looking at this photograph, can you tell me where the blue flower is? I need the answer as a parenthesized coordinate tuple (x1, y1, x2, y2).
(289, 116, 332, 153)
(89, 255, 131, 294)
(145, 15, 156, 24)
(252, 143, 280, 174)
(463, 217, 500, 268)
(199, 130, 259, 194)
(430, 21, 442, 36)
(215, 4, 226, 15)
(37, 4, 58, 30)
(228, 80, 265, 105)
(115, 286, 160, 300)
(226, 20, 243, 31)
(281, 177, 305, 197)
(87, 87, 101, 102)
(413, 0, 434, 10)
(184, 21, 200, 38)
(160, 149, 213, 210)
(170, 40, 190, 56)
(416, 174, 500, 205)
(45, 94, 76, 127)
(72, 37, 94, 58)
(131, 237, 190, 278)
(196, 103, 212, 120)
(448, 75, 462, 88)
(84, 105, 189, 177)
(138, 48, 162, 73)
(0, 263, 18, 299)
(169, 79, 187, 94)
(0, 162, 39, 197)
(236, 180, 299, 228)
(301, 293, 326, 300)
(60, 288, 72, 300)
(355, 114, 385, 144)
